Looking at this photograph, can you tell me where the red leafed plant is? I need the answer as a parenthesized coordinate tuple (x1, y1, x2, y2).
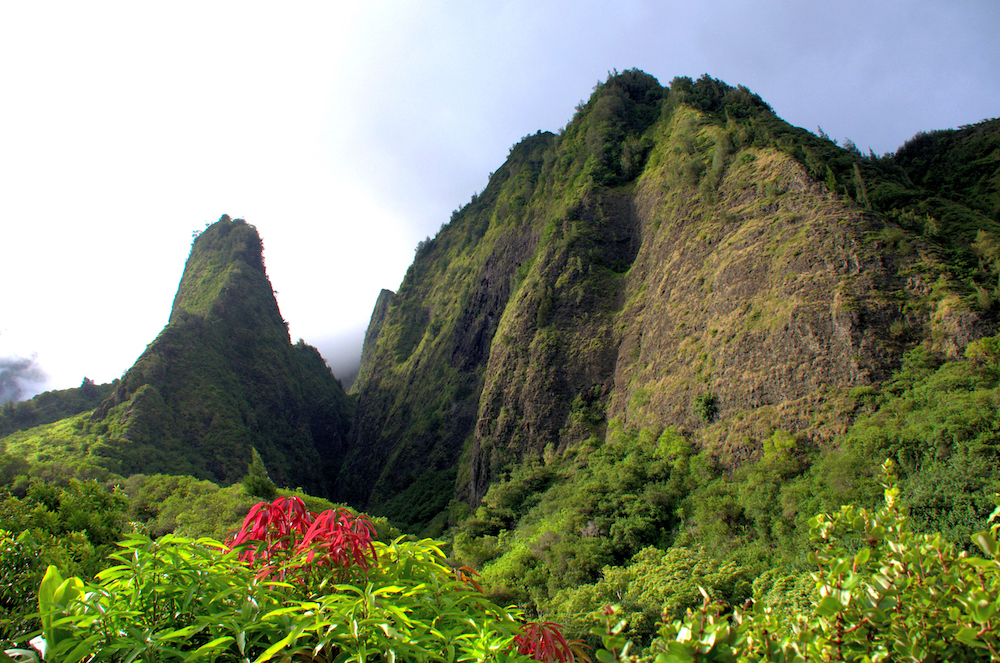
(227, 496, 313, 566)
(514, 621, 591, 663)
(297, 506, 378, 571)
(225, 496, 377, 579)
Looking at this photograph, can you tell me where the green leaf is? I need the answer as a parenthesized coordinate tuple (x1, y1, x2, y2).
(260, 605, 306, 620)
(698, 626, 717, 651)
(964, 558, 995, 570)
(972, 531, 999, 558)
(59, 633, 101, 663)
(602, 635, 627, 650)
(187, 636, 236, 659)
(666, 641, 693, 657)
(611, 618, 628, 635)
(816, 595, 844, 618)
(154, 625, 203, 641)
(384, 605, 416, 625)
(955, 627, 984, 647)
(252, 630, 297, 663)
(94, 564, 132, 582)
(38, 566, 63, 610)
(595, 650, 618, 663)
(970, 599, 995, 625)
(122, 643, 149, 663)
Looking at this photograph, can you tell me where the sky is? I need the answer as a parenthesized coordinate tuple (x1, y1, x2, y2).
(1, 0, 998, 401)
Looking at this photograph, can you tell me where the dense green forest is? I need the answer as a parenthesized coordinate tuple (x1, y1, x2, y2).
(2, 71, 1000, 660)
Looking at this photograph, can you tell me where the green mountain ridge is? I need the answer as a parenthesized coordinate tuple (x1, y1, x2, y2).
(2, 216, 353, 495)
(98, 216, 354, 493)
(342, 71, 999, 531)
(0, 378, 113, 439)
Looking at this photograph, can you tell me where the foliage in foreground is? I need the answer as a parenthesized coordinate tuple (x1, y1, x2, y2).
(0, 478, 131, 643)
(593, 461, 1000, 662)
(17, 496, 581, 663)
(7, 464, 1000, 662)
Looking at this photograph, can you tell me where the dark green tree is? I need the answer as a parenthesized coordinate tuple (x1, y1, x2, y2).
(242, 447, 277, 500)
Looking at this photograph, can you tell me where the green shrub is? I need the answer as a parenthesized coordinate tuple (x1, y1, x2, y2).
(692, 393, 717, 424)
(26, 498, 542, 662)
(599, 461, 1000, 661)
(241, 448, 277, 500)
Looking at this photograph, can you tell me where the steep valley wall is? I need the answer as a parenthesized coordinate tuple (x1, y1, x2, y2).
(342, 72, 991, 528)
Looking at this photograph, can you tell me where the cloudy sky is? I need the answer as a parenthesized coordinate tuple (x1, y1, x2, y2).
(1, 0, 997, 400)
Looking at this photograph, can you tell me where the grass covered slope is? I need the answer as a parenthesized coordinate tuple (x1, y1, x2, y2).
(448, 335, 1000, 651)
(0, 379, 113, 438)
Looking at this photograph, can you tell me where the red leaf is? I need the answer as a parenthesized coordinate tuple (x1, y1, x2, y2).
(229, 499, 378, 577)
(514, 622, 581, 663)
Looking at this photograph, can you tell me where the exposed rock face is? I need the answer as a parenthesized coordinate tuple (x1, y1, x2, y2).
(344, 72, 995, 525)
(334, 133, 554, 514)
(604, 149, 903, 465)
(93, 216, 353, 492)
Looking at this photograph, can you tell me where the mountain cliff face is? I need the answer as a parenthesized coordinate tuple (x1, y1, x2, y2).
(92, 216, 353, 493)
(343, 71, 997, 529)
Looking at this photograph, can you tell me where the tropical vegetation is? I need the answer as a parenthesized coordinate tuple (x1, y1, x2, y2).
(2, 69, 1000, 659)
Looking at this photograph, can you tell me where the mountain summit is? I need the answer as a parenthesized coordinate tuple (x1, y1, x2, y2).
(92, 215, 353, 492)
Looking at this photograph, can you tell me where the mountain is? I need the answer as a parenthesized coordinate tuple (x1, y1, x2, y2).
(86, 216, 353, 493)
(340, 70, 999, 532)
(892, 117, 1000, 224)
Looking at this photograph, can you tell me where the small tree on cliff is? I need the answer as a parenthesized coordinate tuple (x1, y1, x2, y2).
(242, 447, 277, 500)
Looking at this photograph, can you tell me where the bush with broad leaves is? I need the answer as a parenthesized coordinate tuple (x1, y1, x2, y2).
(595, 460, 1000, 662)
(16, 496, 584, 663)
